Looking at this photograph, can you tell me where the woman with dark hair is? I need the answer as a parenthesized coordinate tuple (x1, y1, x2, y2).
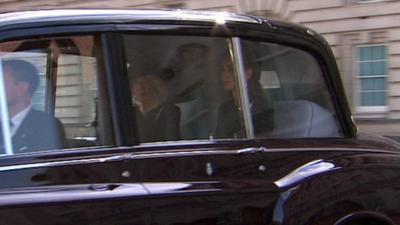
(215, 46, 273, 139)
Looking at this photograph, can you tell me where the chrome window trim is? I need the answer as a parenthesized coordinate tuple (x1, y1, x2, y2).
(231, 38, 255, 138)
(0, 60, 13, 155)
(0, 9, 262, 27)
(0, 146, 393, 172)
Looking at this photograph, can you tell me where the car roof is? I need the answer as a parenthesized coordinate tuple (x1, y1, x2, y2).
(0, 9, 264, 27)
(0, 9, 327, 51)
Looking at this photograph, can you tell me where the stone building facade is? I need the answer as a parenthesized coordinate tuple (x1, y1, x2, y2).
(0, 0, 399, 136)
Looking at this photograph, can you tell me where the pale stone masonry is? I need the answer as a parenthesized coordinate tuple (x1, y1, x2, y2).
(283, 0, 400, 136)
(0, 0, 398, 136)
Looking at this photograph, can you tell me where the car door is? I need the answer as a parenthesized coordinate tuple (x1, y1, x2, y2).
(119, 32, 346, 225)
(0, 31, 151, 225)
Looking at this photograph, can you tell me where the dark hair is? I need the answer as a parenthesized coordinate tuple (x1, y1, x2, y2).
(2, 59, 40, 96)
(241, 42, 260, 77)
(232, 42, 264, 104)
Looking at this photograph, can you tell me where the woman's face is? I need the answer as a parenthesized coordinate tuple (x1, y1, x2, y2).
(221, 55, 254, 91)
(221, 56, 235, 90)
(131, 77, 158, 104)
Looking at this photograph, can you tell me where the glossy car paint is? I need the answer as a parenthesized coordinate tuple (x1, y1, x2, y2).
(0, 9, 398, 225)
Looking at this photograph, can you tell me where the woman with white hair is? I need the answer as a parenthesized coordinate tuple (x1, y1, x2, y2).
(131, 75, 180, 143)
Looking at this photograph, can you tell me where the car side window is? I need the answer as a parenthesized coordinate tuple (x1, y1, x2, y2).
(240, 40, 343, 138)
(123, 35, 246, 142)
(122, 35, 342, 144)
(0, 35, 114, 155)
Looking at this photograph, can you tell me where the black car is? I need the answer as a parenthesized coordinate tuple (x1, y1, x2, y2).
(0, 9, 399, 225)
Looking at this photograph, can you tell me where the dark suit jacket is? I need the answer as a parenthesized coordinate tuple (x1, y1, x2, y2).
(215, 94, 273, 139)
(12, 109, 65, 153)
(135, 103, 180, 143)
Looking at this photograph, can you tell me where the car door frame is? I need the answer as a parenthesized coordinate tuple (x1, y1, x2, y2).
(0, 22, 147, 203)
(0, 17, 355, 195)
(108, 22, 358, 225)
(0, 19, 357, 225)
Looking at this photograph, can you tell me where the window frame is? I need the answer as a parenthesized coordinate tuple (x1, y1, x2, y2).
(354, 44, 389, 116)
(231, 37, 255, 138)
(0, 31, 119, 156)
(118, 32, 346, 142)
(0, 21, 355, 159)
(112, 25, 354, 138)
(226, 35, 353, 138)
(0, 60, 13, 155)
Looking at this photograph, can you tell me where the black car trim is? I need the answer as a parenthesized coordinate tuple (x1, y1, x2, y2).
(101, 32, 135, 146)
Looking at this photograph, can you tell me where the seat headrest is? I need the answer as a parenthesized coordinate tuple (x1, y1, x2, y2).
(273, 100, 340, 138)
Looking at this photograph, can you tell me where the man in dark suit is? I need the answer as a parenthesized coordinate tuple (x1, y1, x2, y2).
(1, 59, 64, 154)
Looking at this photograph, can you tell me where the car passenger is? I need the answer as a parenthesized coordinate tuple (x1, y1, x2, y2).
(167, 43, 208, 93)
(165, 43, 214, 139)
(131, 75, 180, 142)
(215, 48, 273, 138)
(0, 59, 65, 153)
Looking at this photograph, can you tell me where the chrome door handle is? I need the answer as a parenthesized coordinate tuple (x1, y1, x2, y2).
(237, 147, 267, 154)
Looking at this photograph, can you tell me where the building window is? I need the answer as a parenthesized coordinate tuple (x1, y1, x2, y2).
(356, 45, 387, 107)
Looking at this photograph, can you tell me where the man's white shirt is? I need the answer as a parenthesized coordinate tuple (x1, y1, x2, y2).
(10, 104, 31, 136)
